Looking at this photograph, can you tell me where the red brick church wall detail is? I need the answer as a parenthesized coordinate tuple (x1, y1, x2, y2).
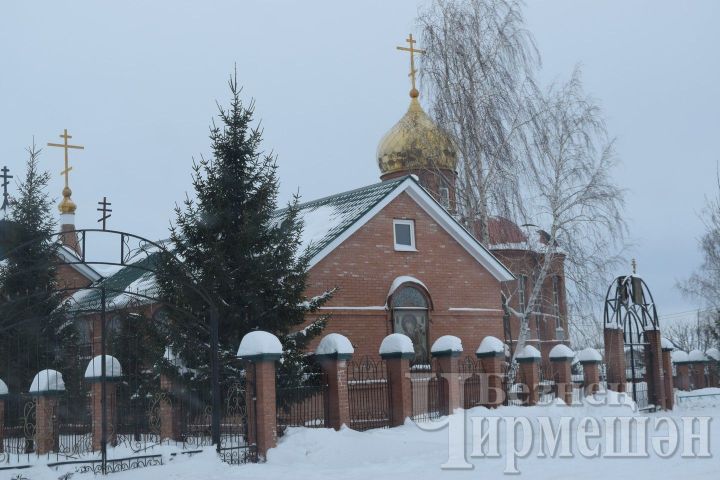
(301, 192, 505, 358)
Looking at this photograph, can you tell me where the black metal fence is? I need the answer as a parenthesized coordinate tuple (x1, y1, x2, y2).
(410, 359, 448, 422)
(275, 369, 329, 434)
(347, 357, 391, 431)
(460, 356, 485, 410)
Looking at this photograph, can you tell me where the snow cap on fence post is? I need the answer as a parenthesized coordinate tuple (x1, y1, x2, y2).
(430, 335, 462, 358)
(549, 344, 575, 362)
(0, 378, 8, 398)
(379, 333, 414, 359)
(706, 348, 720, 362)
(476, 336, 505, 358)
(688, 349, 709, 363)
(315, 333, 354, 360)
(672, 350, 690, 364)
(576, 348, 602, 364)
(237, 330, 283, 361)
(661, 337, 675, 352)
(84, 355, 123, 382)
(29, 369, 65, 395)
(516, 345, 541, 363)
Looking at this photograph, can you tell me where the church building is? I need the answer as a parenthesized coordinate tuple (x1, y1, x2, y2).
(56, 35, 570, 367)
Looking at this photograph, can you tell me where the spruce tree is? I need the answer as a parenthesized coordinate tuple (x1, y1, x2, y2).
(0, 143, 74, 394)
(157, 75, 332, 387)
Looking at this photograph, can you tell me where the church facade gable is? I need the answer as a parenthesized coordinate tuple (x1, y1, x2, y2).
(302, 189, 509, 360)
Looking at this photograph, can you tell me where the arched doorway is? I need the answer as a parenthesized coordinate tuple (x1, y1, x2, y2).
(389, 283, 431, 364)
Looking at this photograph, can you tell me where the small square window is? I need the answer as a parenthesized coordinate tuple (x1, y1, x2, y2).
(439, 186, 450, 208)
(393, 219, 416, 251)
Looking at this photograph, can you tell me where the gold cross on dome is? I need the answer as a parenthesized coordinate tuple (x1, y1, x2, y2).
(631, 258, 637, 274)
(396, 33, 426, 97)
(48, 129, 84, 189)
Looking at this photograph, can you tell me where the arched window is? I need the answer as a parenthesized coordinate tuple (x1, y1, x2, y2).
(390, 285, 430, 363)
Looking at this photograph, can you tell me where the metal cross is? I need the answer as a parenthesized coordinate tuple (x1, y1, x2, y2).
(396, 33, 426, 94)
(97, 196, 112, 230)
(631, 258, 637, 274)
(1, 166, 12, 211)
(47, 129, 84, 189)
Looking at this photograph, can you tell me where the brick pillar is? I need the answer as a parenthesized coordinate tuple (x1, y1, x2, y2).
(690, 362, 707, 390)
(238, 331, 283, 461)
(431, 336, 463, 413)
(708, 362, 720, 388)
(549, 345, 575, 405)
(516, 346, 541, 406)
(477, 348, 505, 408)
(0, 397, 5, 453)
(316, 333, 354, 431)
(643, 329, 666, 410)
(90, 382, 118, 450)
(581, 361, 600, 396)
(35, 395, 60, 454)
(380, 333, 414, 427)
(661, 341, 674, 410)
(159, 374, 183, 441)
(604, 328, 626, 393)
(675, 362, 690, 391)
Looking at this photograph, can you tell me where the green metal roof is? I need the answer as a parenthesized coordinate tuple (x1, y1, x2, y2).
(69, 177, 407, 313)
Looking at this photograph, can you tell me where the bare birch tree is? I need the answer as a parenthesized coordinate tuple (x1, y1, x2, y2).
(418, 0, 539, 244)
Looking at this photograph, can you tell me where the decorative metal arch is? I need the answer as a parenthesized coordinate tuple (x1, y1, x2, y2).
(603, 274, 660, 407)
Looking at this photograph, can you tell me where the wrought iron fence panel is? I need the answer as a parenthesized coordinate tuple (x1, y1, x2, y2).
(538, 363, 557, 405)
(460, 356, 486, 410)
(411, 358, 448, 422)
(276, 370, 329, 434)
(347, 357, 391, 431)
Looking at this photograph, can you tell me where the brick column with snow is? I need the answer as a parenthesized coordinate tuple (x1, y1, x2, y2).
(516, 346, 541, 406)
(315, 333, 354, 430)
(577, 348, 603, 396)
(85, 355, 122, 450)
(549, 344, 575, 405)
(661, 338, 675, 410)
(30, 369, 65, 454)
(160, 348, 185, 441)
(707, 348, 720, 387)
(672, 351, 690, 391)
(431, 335, 463, 412)
(688, 350, 709, 390)
(0, 379, 7, 453)
(643, 328, 666, 410)
(604, 326, 626, 393)
(476, 336, 506, 408)
(380, 333, 414, 427)
(237, 331, 282, 461)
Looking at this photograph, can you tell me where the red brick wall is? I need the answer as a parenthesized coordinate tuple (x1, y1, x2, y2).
(302, 192, 505, 358)
(56, 263, 93, 296)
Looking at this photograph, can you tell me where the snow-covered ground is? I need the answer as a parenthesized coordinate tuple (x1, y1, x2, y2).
(17, 388, 720, 480)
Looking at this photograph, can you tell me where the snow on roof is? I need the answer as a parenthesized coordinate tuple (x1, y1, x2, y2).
(516, 345, 541, 360)
(706, 347, 720, 362)
(379, 333, 414, 355)
(0, 378, 7, 396)
(576, 348, 602, 363)
(549, 344, 575, 359)
(431, 335, 462, 354)
(84, 355, 123, 379)
(672, 350, 689, 363)
(688, 349, 708, 362)
(477, 336, 505, 355)
(316, 333, 354, 356)
(30, 369, 65, 394)
(661, 337, 674, 351)
(237, 331, 283, 357)
(387, 275, 428, 299)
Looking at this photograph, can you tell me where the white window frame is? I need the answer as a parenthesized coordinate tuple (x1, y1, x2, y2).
(438, 186, 450, 208)
(393, 219, 416, 251)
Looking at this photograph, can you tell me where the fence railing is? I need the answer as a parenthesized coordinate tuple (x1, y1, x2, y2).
(347, 357, 391, 431)
(410, 359, 448, 422)
(275, 371, 329, 434)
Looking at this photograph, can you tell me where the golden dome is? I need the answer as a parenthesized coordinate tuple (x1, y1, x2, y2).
(59, 186, 77, 214)
(377, 96, 457, 177)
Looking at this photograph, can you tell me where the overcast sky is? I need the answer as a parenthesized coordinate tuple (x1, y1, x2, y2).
(2, 1, 718, 326)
